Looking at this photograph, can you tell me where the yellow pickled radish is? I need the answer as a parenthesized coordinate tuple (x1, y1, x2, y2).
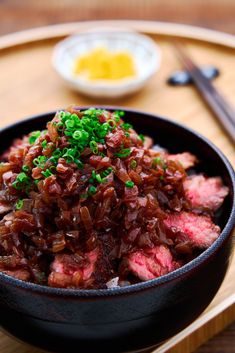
(74, 47, 136, 80)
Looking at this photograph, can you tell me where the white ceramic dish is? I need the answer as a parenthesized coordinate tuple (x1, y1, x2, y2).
(52, 30, 161, 98)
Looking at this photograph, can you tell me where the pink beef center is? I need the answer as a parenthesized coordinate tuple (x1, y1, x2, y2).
(164, 212, 220, 248)
(127, 245, 179, 281)
(183, 175, 229, 211)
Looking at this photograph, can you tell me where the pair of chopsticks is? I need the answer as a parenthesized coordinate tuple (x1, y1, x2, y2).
(173, 41, 235, 143)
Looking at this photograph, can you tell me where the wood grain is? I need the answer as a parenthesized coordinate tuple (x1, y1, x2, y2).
(1, 0, 235, 36)
(0, 21, 234, 353)
(196, 321, 235, 353)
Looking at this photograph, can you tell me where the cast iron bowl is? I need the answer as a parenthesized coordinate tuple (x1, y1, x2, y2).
(0, 108, 234, 353)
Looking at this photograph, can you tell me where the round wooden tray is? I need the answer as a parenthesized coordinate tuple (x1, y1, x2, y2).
(0, 20, 234, 353)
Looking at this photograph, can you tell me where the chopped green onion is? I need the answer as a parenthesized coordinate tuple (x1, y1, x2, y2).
(41, 140, 47, 149)
(121, 123, 132, 131)
(107, 119, 116, 129)
(65, 155, 74, 163)
(22, 165, 30, 173)
(153, 157, 162, 164)
(29, 131, 41, 144)
(74, 159, 83, 169)
(115, 148, 131, 158)
(125, 181, 134, 188)
(49, 166, 56, 173)
(72, 130, 83, 140)
(138, 134, 145, 142)
(64, 130, 73, 137)
(52, 149, 62, 158)
(113, 110, 125, 122)
(153, 157, 167, 170)
(56, 122, 64, 131)
(89, 141, 98, 154)
(59, 111, 66, 119)
(130, 160, 137, 169)
(88, 186, 97, 195)
(16, 199, 24, 210)
(41, 169, 54, 178)
(101, 167, 113, 177)
(65, 119, 75, 129)
(17, 172, 29, 183)
(95, 174, 102, 183)
(83, 108, 103, 119)
(12, 172, 31, 191)
(49, 156, 58, 165)
(33, 156, 47, 168)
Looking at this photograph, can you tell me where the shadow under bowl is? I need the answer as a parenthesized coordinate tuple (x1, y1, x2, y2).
(0, 108, 234, 353)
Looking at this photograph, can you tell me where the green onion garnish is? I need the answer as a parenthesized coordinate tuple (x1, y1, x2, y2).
(153, 157, 162, 164)
(74, 159, 83, 169)
(12, 172, 31, 191)
(113, 110, 125, 122)
(121, 123, 132, 131)
(49, 157, 57, 165)
(125, 181, 134, 188)
(107, 120, 116, 129)
(130, 160, 137, 169)
(15, 199, 24, 210)
(52, 148, 62, 158)
(22, 165, 30, 173)
(41, 140, 48, 149)
(29, 131, 41, 144)
(56, 122, 64, 131)
(41, 169, 54, 178)
(88, 186, 97, 195)
(33, 156, 47, 168)
(138, 134, 145, 142)
(101, 167, 113, 177)
(89, 141, 98, 154)
(115, 148, 131, 158)
(152, 157, 167, 170)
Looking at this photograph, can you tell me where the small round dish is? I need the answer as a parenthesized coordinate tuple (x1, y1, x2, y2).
(52, 31, 161, 98)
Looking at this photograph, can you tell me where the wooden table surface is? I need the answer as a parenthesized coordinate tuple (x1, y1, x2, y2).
(0, 1, 234, 353)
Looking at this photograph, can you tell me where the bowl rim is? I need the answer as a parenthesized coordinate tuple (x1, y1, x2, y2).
(0, 106, 235, 298)
(52, 30, 161, 89)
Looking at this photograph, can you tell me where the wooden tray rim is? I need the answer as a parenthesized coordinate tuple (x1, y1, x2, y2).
(154, 293, 235, 352)
(0, 20, 235, 51)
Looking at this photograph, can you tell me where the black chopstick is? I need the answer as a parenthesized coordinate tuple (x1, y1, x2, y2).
(173, 41, 235, 143)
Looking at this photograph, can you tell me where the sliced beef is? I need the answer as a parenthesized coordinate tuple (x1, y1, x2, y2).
(48, 243, 114, 289)
(167, 152, 197, 169)
(123, 245, 179, 281)
(1, 268, 30, 281)
(48, 249, 98, 288)
(0, 255, 30, 281)
(164, 211, 220, 248)
(183, 175, 229, 211)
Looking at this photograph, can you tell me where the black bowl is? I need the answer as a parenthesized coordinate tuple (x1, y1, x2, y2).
(0, 108, 234, 353)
